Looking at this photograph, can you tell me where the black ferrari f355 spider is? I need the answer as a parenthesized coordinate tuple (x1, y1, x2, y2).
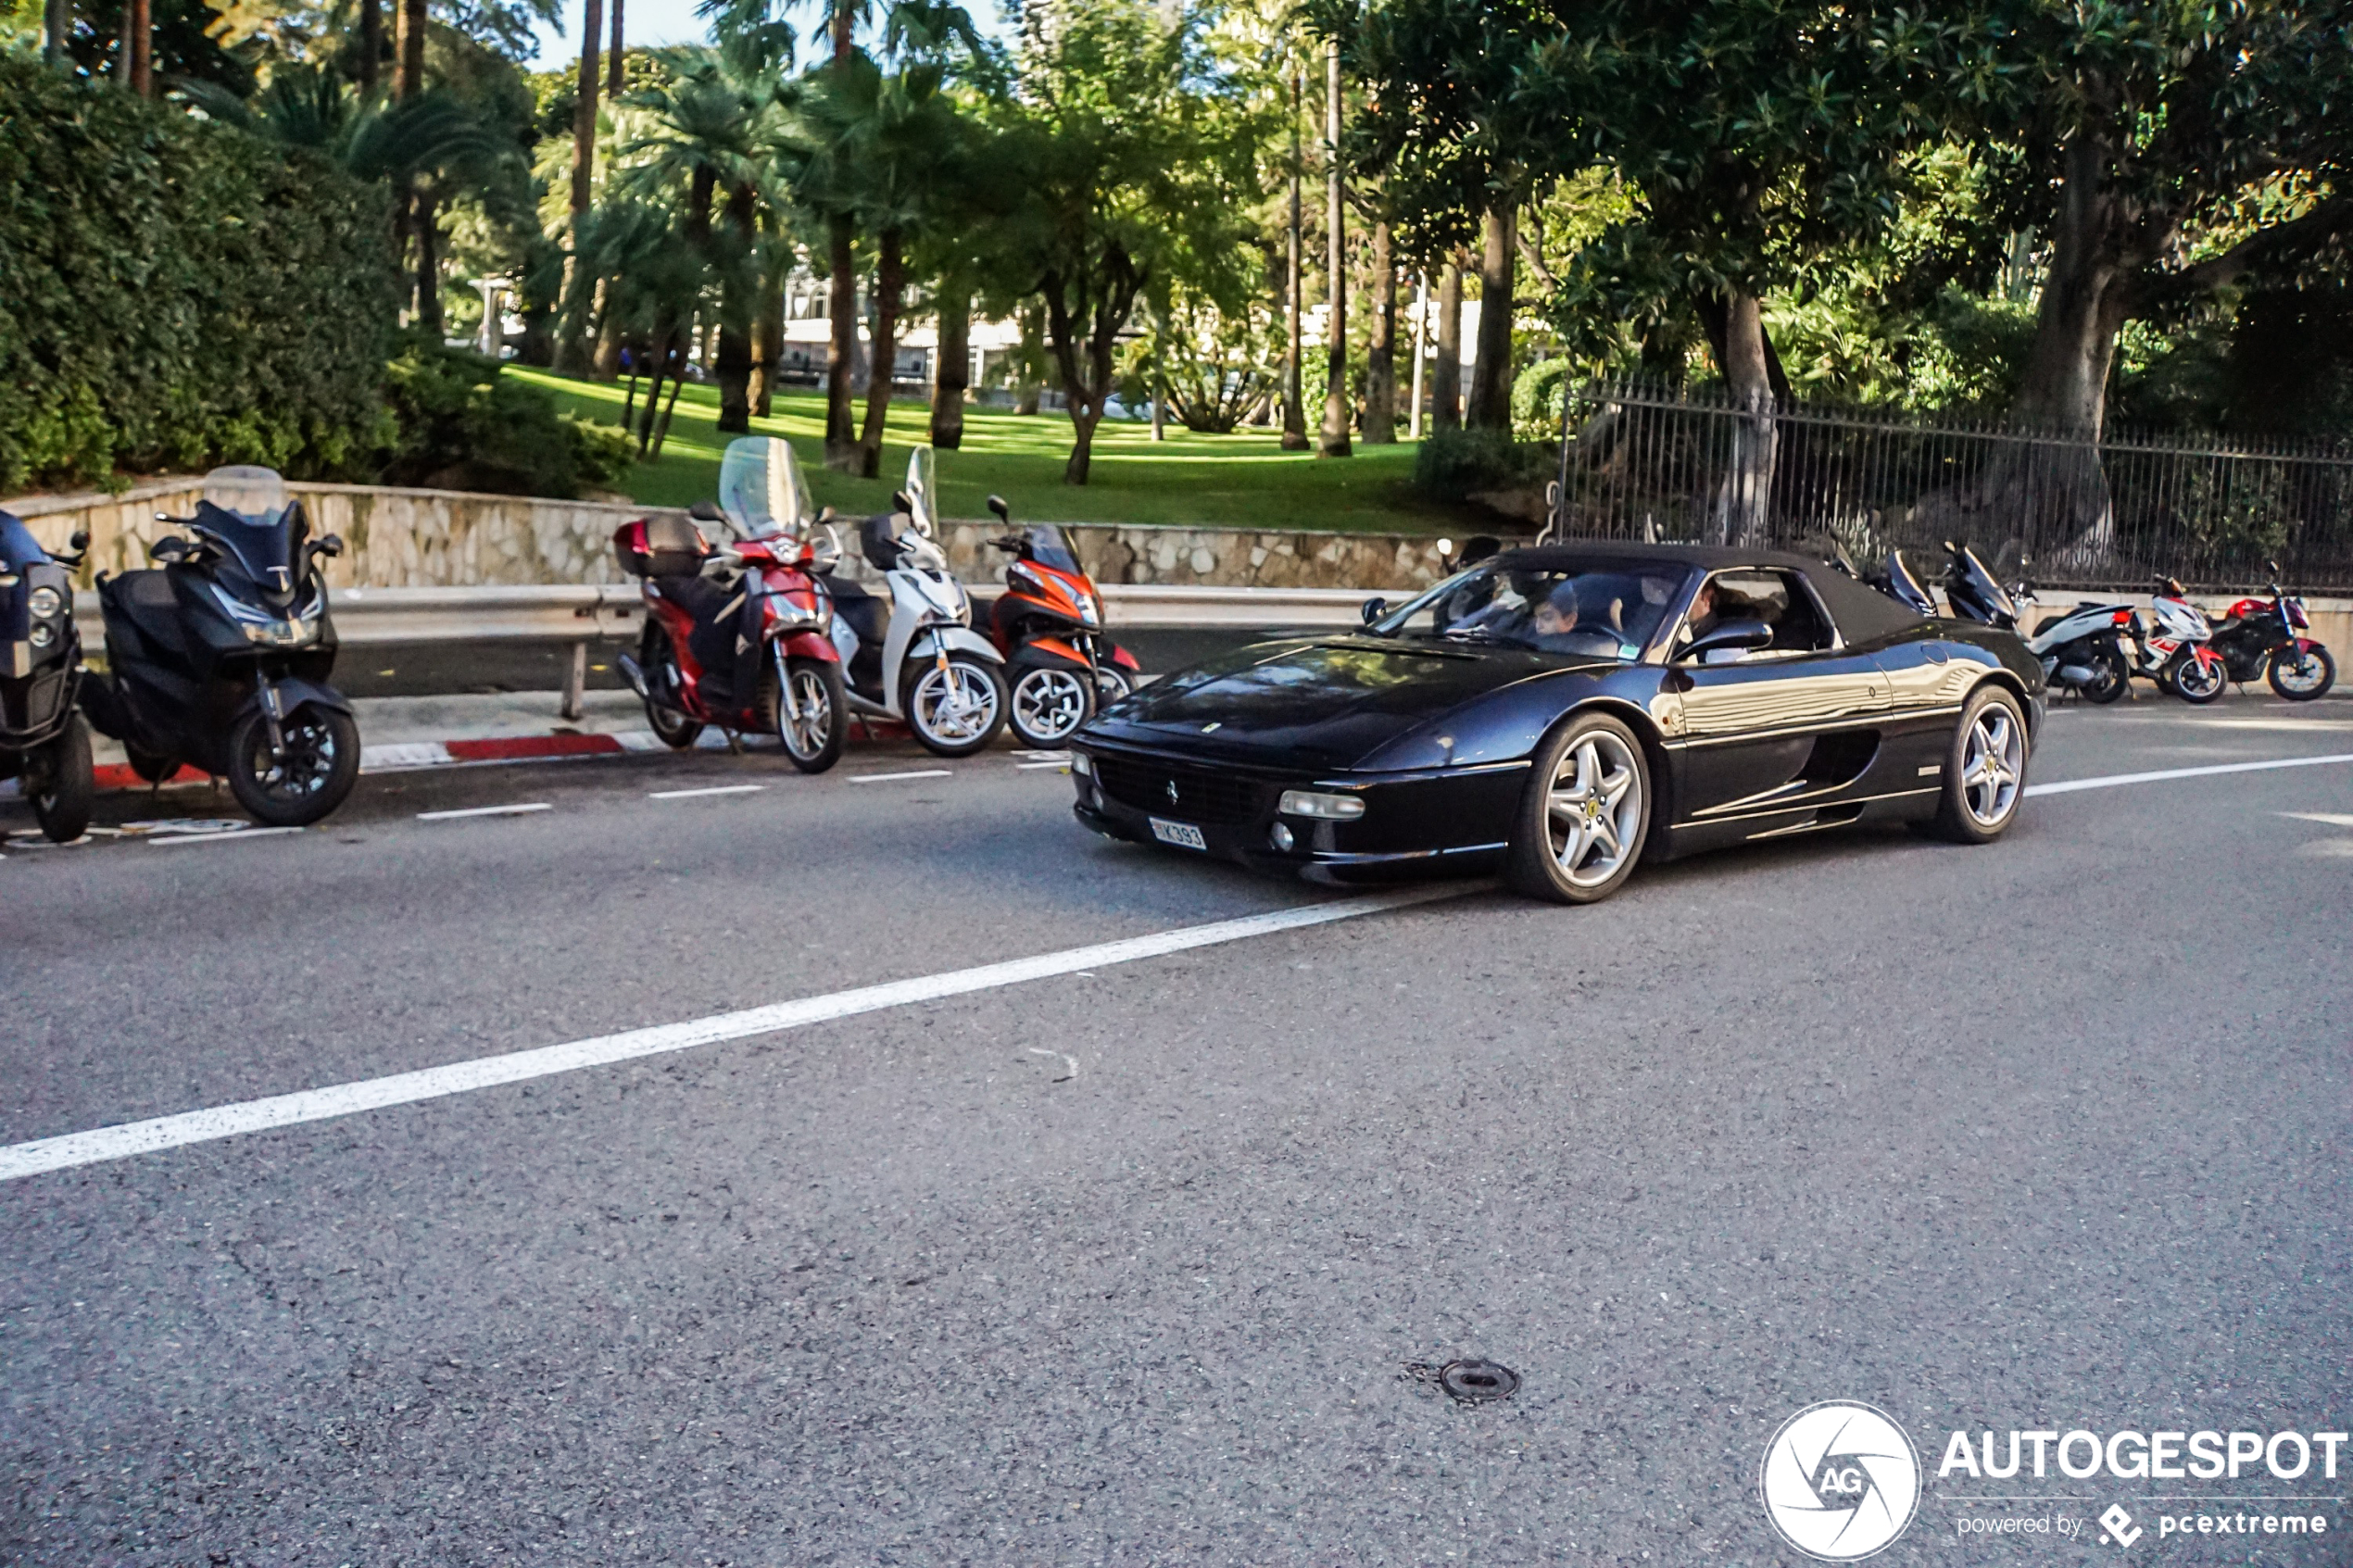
(1067, 543, 2045, 903)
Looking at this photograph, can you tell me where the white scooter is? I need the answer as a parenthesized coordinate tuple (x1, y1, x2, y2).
(821, 448, 1009, 757)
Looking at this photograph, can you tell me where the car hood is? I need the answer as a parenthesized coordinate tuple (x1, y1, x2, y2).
(1086, 635, 1602, 771)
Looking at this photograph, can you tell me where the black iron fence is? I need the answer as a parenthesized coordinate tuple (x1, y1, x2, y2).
(1546, 380, 2353, 593)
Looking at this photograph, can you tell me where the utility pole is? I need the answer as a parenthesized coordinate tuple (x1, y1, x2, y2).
(1317, 37, 1351, 459)
(1280, 66, 1307, 452)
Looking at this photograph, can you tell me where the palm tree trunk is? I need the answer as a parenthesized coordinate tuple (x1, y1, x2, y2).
(607, 0, 624, 96)
(358, 0, 382, 98)
(1465, 206, 1516, 431)
(395, 0, 424, 98)
(1432, 259, 1463, 431)
(1362, 219, 1396, 443)
(126, 0, 151, 94)
(857, 230, 905, 477)
(931, 284, 971, 449)
(413, 188, 443, 333)
(1281, 65, 1307, 451)
(749, 287, 783, 418)
(554, 0, 605, 374)
(1317, 39, 1351, 458)
(824, 220, 859, 470)
(42, 0, 67, 64)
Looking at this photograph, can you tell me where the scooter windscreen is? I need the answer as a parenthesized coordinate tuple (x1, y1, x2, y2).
(193, 466, 308, 594)
(904, 448, 937, 535)
(717, 436, 814, 541)
(1945, 541, 2019, 625)
(1017, 526, 1081, 574)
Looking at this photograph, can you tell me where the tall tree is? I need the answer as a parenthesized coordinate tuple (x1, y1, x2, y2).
(1317, 37, 1351, 457)
(555, 0, 606, 372)
(986, 0, 1262, 483)
(1361, 216, 1395, 440)
(1280, 64, 1308, 450)
(608, 0, 624, 94)
(1430, 257, 1461, 429)
(1462, 205, 1512, 430)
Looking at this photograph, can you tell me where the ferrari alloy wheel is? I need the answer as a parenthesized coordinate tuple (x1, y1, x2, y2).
(1507, 712, 1651, 905)
(2268, 645, 2335, 701)
(1927, 684, 2028, 844)
(2169, 648, 2227, 704)
(765, 656, 846, 773)
(904, 654, 1008, 758)
(1009, 665, 1094, 748)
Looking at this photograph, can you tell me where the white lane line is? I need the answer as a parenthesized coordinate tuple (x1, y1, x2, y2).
(1015, 760, 1071, 771)
(2026, 752, 2353, 797)
(0, 885, 1467, 1183)
(649, 784, 766, 799)
(2284, 810, 2353, 827)
(416, 802, 554, 821)
(147, 827, 305, 847)
(851, 769, 950, 783)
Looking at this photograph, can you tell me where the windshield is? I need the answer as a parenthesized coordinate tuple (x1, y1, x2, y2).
(1021, 525, 1080, 573)
(1370, 560, 1691, 659)
(905, 448, 937, 535)
(203, 466, 289, 526)
(716, 437, 813, 540)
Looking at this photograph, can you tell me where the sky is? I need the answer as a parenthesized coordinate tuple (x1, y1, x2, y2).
(521, 0, 716, 69)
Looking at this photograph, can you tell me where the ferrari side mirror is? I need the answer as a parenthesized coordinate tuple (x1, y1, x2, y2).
(1360, 596, 1388, 626)
(1677, 619, 1774, 662)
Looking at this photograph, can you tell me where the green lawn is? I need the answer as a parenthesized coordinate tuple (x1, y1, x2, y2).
(510, 368, 1475, 533)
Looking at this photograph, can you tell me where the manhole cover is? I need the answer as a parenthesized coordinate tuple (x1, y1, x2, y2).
(1406, 1358, 1521, 1404)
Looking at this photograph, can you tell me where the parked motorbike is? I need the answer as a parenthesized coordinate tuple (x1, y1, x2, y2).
(2203, 563, 2334, 701)
(2133, 575, 2230, 704)
(614, 436, 849, 772)
(1, 512, 94, 842)
(1934, 539, 2023, 631)
(982, 494, 1141, 747)
(78, 467, 359, 826)
(2017, 581, 2136, 703)
(820, 449, 1009, 758)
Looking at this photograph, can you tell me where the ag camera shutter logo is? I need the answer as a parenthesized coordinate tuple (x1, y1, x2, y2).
(1760, 1400, 1922, 1560)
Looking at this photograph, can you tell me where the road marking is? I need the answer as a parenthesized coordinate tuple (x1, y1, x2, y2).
(648, 784, 766, 799)
(2284, 810, 2353, 827)
(2026, 752, 2353, 797)
(1015, 760, 1071, 771)
(0, 885, 1468, 1183)
(147, 827, 305, 847)
(416, 802, 554, 821)
(851, 769, 951, 783)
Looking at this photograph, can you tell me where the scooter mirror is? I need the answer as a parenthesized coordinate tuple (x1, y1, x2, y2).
(987, 495, 1012, 523)
(315, 534, 345, 558)
(69, 529, 89, 551)
(687, 500, 724, 523)
(816, 506, 837, 524)
(893, 491, 912, 514)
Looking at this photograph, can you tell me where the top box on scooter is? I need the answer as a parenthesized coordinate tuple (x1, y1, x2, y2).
(614, 514, 712, 578)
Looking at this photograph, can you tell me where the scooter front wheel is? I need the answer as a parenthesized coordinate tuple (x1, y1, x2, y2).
(225, 707, 360, 826)
(903, 655, 1007, 758)
(30, 714, 94, 844)
(767, 657, 847, 773)
(2080, 648, 2130, 704)
(1008, 663, 1095, 748)
(2168, 648, 2227, 705)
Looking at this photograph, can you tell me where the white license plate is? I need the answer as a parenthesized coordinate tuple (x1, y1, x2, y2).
(1149, 817, 1208, 851)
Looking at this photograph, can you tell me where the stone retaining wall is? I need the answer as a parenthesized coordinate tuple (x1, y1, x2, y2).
(5, 478, 1459, 594)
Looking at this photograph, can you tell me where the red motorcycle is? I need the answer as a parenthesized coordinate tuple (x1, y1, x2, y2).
(981, 493, 1141, 747)
(2207, 564, 2334, 700)
(613, 437, 849, 772)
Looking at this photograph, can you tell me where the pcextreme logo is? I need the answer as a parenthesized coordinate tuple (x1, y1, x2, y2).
(1760, 1401, 1923, 1561)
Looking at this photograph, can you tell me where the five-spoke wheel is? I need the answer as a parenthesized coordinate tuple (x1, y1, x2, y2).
(1928, 684, 2030, 843)
(1506, 712, 1651, 904)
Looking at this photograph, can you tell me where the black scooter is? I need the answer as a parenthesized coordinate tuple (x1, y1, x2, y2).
(79, 467, 360, 827)
(1, 512, 94, 843)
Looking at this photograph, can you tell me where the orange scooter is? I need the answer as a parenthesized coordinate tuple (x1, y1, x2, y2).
(982, 494, 1141, 748)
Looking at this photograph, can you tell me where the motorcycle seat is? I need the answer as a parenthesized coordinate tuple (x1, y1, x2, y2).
(860, 513, 904, 572)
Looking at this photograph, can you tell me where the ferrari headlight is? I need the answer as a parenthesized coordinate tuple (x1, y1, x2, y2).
(1278, 789, 1365, 821)
(27, 585, 62, 620)
(1070, 751, 1094, 777)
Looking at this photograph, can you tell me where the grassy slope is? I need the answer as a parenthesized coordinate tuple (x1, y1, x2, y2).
(511, 369, 1478, 533)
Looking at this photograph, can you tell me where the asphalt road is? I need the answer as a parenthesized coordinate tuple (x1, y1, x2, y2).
(4, 688, 2351, 1566)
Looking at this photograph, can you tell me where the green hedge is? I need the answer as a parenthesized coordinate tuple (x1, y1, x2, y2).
(0, 58, 396, 492)
(380, 335, 635, 497)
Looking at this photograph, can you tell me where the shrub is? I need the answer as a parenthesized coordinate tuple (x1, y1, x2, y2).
(378, 336, 635, 498)
(1413, 426, 1555, 500)
(0, 57, 396, 492)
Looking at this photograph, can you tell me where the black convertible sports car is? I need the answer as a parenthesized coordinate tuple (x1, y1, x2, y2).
(1067, 543, 2045, 902)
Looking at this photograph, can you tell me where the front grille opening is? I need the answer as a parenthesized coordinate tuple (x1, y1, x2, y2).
(1094, 756, 1265, 823)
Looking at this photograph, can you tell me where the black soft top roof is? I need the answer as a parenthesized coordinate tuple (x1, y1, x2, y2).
(1487, 540, 1930, 641)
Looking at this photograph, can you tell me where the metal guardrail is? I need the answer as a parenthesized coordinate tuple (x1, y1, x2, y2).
(71, 582, 1378, 719)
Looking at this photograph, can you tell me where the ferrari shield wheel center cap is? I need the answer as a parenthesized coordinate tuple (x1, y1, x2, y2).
(1164, 781, 1178, 803)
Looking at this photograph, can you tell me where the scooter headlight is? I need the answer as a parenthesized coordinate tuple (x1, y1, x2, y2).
(29, 621, 55, 648)
(1076, 591, 1101, 628)
(27, 585, 62, 620)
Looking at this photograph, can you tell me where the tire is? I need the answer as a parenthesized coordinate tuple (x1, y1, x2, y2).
(2168, 647, 2227, 705)
(29, 714, 94, 844)
(764, 655, 846, 773)
(224, 705, 359, 827)
(1095, 665, 1136, 707)
(1504, 711, 1652, 904)
(2080, 647, 2130, 704)
(902, 653, 1007, 759)
(1007, 663, 1095, 748)
(124, 742, 179, 785)
(1926, 684, 2029, 844)
(641, 623, 704, 749)
(2268, 644, 2335, 701)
